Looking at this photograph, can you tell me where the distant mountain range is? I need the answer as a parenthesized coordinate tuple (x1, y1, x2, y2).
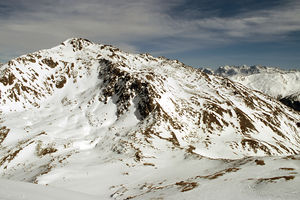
(202, 65, 300, 112)
(0, 38, 299, 199)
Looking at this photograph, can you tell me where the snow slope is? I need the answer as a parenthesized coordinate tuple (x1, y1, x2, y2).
(0, 179, 100, 200)
(0, 38, 300, 199)
(1, 155, 300, 200)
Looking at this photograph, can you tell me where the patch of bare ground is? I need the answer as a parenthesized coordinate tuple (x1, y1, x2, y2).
(0, 139, 34, 167)
(122, 180, 180, 199)
(254, 176, 295, 183)
(36, 139, 58, 157)
(241, 139, 271, 155)
(175, 181, 198, 192)
(143, 163, 155, 167)
(55, 76, 67, 88)
(37, 146, 57, 157)
(284, 155, 300, 160)
(196, 167, 240, 180)
(41, 58, 58, 68)
(0, 148, 23, 167)
(186, 145, 198, 156)
(202, 110, 222, 131)
(255, 159, 265, 165)
(279, 168, 295, 171)
(234, 108, 256, 133)
(120, 166, 239, 199)
(0, 126, 10, 144)
(0, 71, 16, 86)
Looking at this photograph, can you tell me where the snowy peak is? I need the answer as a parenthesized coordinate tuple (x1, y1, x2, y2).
(0, 39, 300, 188)
(62, 37, 93, 48)
(0, 37, 187, 112)
(0, 39, 300, 199)
(1, 39, 300, 199)
(0, 38, 114, 112)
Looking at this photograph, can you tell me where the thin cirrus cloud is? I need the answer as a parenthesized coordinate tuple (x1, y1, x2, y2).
(0, 0, 300, 68)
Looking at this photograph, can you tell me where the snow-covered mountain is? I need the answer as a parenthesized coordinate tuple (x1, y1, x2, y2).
(0, 38, 300, 199)
(211, 65, 300, 112)
(214, 65, 300, 98)
(214, 65, 294, 77)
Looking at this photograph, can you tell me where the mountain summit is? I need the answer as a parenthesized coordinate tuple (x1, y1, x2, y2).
(0, 38, 300, 199)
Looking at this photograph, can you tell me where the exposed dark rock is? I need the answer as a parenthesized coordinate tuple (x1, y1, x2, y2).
(55, 76, 67, 89)
(42, 58, 58, 68)
(98, 59, 156, 120)
(279, 98, 300, 112)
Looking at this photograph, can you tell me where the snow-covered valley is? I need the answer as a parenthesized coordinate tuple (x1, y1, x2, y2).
(0, 38, 300, 199)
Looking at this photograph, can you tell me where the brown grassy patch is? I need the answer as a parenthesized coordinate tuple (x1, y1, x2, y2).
(42, 58, 58, 68)
(135, 151, 142, 162)
(143, 163, 155, 167)
(283, 155, 300, 160)
(0, 126, 10, 144)
(197, 168, 240, 180)
(204, 103, 228, 116)
(0, 148, 23, 166)
(241, 139, 271, 155)
(37, 147, 57, 156)
(186, 145, 196, 154)
(279, 168, 295, 171)
(256, 176, 295, 183)
(145, 74, 154, 81)
(255, 159, 265, 165)
(0, 72, 16, 86)
(234, 108, 256, 133)
(55, 76, 67, 88)
(36, 142, 58, 157)
(175, 181, 198, 192)
(202, 110, 222, 131)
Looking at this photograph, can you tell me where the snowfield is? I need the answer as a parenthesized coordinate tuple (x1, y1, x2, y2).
(0, 179, 100, 200)
(1, 154, 300, 200)
(0, 38, 300, 199)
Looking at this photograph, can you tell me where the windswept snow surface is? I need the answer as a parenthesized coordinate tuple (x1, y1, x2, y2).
(1, 155, 300, 200)
(0, 179, 100, 200)
(0, 39, 300, 199)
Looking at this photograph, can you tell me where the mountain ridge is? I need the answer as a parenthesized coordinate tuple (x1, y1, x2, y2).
(1, 38, 300, 158)
(0, 38, 300, 199)
(202, 65, 300, 112)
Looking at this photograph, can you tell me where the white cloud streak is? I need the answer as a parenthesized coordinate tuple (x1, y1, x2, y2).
(0, 0, 300, 61)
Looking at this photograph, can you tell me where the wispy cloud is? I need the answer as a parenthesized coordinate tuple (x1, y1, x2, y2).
(0, 0, 300, 64)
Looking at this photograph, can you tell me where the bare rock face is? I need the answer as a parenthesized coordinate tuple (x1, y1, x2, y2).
(280, 92, 300, 112)
(0, 38, 300, 186)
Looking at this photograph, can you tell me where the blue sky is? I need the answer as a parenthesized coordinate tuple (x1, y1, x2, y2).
(0, 0, 300, 69)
